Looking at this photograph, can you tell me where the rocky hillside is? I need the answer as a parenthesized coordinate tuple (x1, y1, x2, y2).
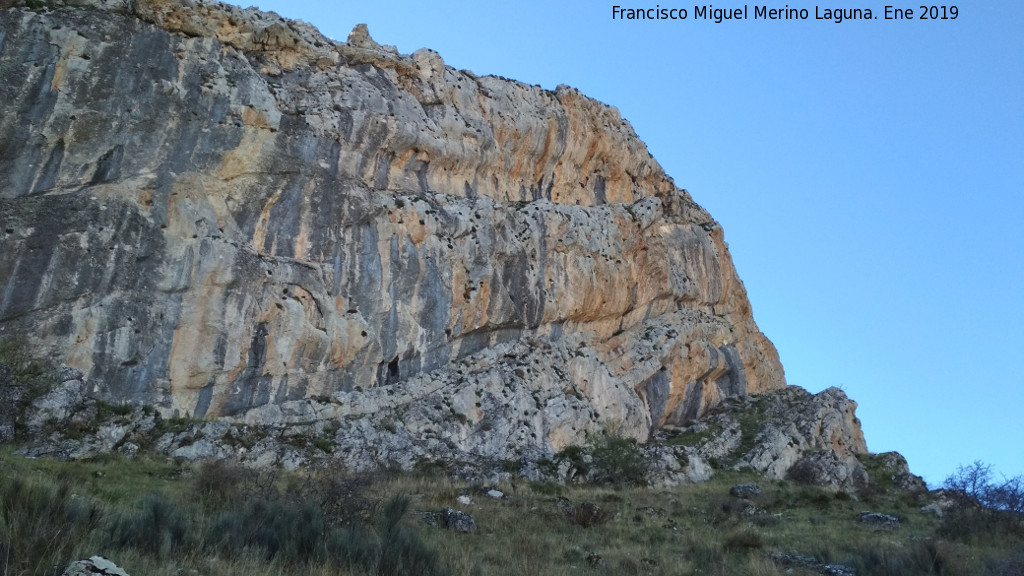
(1, 0, 877, 487)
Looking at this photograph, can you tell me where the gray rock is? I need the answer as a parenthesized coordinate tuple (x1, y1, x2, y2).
(858, 511, 900, 528)
(677, 387, 872, 491)
(869, 451, 929, 493)
(117, 442, 140, 458)
(26, 379, 87, 431)
(170, 438, 228, 461)
(59, 367, 85, 383)
(62, 556, 130, 576)
(556, 497, 575, 516)
(768, 553, 856, 576)
(456, 494, 473, 506)
(441, 507, 477, 533)
(729, 483, 761, 498)
(486, 489, 504, 499)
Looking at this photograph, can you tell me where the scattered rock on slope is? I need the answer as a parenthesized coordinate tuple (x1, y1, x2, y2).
(62, 556, 130, 576)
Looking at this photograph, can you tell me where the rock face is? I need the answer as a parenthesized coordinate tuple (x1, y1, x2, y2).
(1, 0, 820, 472)
(658, 386, 871, 490)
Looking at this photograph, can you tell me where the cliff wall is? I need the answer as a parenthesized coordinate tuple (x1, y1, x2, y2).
(0, 0, 786, 461)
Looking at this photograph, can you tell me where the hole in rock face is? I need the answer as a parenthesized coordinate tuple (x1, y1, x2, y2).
(387, 357, 399, 380)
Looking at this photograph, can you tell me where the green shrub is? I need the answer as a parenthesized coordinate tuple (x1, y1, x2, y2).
(0, 339, 54, 392)
(193, 458, 254, 507)
(0, 338, 57, 441)
(589, 434, 648, 487)
(295, 465, 378, 526)
(722, 529, 764, 552)
(326, 494, 448, 575)
(106, 492, 189, 559)
(375, 494, 448, 576)
(529, 481, 564, 496)
(556, 445, 587, 474)
(325, 522, 379, 571)
(566, 501, 611, 528)
(212, 496, 324, 562)
(940, 461, 1024, 542)
(844, 539, 962, 576)
(0, 472, 101, 575)
(986, 552, 1024, 576)
(311, 436, 334, 454)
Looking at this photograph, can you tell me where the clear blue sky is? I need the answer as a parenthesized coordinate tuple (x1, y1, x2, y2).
(249, 0, 1023, 486)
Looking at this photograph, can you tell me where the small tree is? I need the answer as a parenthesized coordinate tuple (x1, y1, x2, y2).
(944, 461, 993, 504)
(944, 461, 1024, 513)
(941, 461, 1024, 541)
(590, 434, 649, 488)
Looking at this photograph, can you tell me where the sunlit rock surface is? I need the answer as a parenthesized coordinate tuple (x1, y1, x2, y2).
(1, 0, 797, 467)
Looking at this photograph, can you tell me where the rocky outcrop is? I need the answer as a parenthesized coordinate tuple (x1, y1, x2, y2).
(864, 451, 928, 494)
(658, 386, 871, 490)
(14, 376, 876, 490)
(0, 0, 785, 464)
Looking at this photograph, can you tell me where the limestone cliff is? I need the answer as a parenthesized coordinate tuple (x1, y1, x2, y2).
(0, 0, 791, 467)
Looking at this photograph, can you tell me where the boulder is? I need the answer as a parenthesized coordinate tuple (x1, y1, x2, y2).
(858, 511, 900, 529)
(729, 483, 762, 498)
(62, 556, 130, 576)
(441, 507, 477, 533)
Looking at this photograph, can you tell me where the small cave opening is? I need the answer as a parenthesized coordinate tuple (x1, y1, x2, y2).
(387, 357, 400, 381)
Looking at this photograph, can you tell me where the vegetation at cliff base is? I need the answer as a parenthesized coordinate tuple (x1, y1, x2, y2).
(0, 339, 57, 442)
(1, 449, 1023, 576)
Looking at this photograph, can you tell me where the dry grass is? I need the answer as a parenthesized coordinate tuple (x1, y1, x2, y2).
(1, 449, 1021, 576)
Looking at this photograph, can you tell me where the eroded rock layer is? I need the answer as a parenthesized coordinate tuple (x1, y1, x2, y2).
(0, 0, 788, 462)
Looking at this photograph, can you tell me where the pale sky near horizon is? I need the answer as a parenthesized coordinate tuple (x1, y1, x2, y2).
(248, 0, 1023, 486)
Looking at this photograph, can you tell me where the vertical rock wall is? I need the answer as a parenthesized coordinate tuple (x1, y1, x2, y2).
(0, 0, 785, 458)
